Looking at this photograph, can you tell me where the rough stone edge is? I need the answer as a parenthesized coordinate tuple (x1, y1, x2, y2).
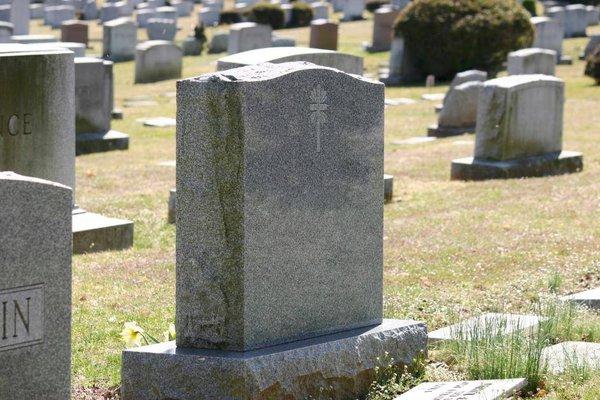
(450, 151, 583, 181)
(72, 211, 134, 254)
(121, 319, 427, 400)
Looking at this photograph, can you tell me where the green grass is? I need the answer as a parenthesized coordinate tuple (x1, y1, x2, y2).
(28, 5, 600, 398)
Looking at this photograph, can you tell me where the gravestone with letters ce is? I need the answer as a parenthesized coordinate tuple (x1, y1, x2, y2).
(0, 171, 72, 400)
(121, 62, 427, 399)
(0, 44, 133, 254)
(451, 74, 583, 180)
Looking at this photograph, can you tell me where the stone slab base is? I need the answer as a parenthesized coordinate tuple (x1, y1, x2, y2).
(73, 209, 134, 254)
(559, 55, 573, 65)
(428, 124, 475, 137)
(451, 151, 583, 181)
(121, 319, 427, 400)
(112, 109, 124, 120)
(76, 130, 129, 156)
(362, 41, 389, 53)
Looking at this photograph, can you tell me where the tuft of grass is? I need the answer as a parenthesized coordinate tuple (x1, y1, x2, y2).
(365, 351, 427, 400)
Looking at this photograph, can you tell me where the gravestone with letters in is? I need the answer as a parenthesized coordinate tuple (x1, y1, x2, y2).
(121, 62, 427, 399)
(0, 171, 72, 400)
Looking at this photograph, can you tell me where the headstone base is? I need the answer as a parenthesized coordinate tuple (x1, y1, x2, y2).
(559, 55, 573, 65)
(362, 41, 389, 53)
(76, 130, 129, 155)
(428, 124, 475, 138)
(121, 319, 427, 400)
(451, 151, 583, 181)
(112, 109, 124, 119)
(73, 208, 134, 254)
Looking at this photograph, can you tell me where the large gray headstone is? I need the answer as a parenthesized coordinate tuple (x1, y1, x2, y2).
(135, 40, 182, 83)
(176, 62, 384, 351)
(227, 22, 272, 54)
(474, 74, 564, 161)
(102, 17, 137, 62)
(75, 57, 112, 134)
(0, 171, 72, 400)
(507, 48, 557, 76)
(0, 45, 75, 196)
(342, 0, 364, 21)
(217, 46, 363, 75)
(7, 0, 28, 35)
(365, 6, 400, 52)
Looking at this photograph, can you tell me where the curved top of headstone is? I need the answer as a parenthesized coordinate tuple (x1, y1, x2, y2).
(217, 47, 363, 75)
(0, 171, 71, 191)
(0, 21, 13, 29)
(566, 4, 586, 11)
(450, 69, 487, 87)
(191, 61, 377, 86)
(509, 47, 557, 57)
(10, 34, 58, 43)
(484, 73, 562, 89)
(312, 18, 336, 26)
(21, 41, 85, 54)
(75, 56, 104, 64)
(136, 40, 181, 51)
(531, 16, 553, 24)
(230, 21, 260, 30)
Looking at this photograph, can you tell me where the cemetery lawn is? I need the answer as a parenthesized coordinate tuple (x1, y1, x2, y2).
(33, 6, 599, 399)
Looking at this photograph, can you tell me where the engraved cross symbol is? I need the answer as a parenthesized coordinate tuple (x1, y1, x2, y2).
(309, 85, 328, 153)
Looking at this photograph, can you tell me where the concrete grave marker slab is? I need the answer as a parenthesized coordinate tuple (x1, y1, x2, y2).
(428, 313, 544, 343)
(435, 70, 487, 113)
(227, 22, 272, 54)
(122, 62, 427, 398)
(452, 74, 583, 180)
(562, 288, 600, 309)
(428, 81, 483, 137)
(507, 48, 557, 76)
(542, 342, 600, 373)
(394, 378, 527, 400)
(61, 20, 89, 46)
(310, 18, 338, 50)
(147, 18, 177, 41)
(0, 172, 72, 400)
(102, 17, 137, 62)
(135, 40, 182, 83)
(217, 46, 363, 75)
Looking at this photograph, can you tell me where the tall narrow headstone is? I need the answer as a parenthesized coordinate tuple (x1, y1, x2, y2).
(75, 57, 130, 154)
(531, 16, 565, 63)
(8, 0, 29, 35)
(121, 62, 427, 399)
(564, 4, 587, 37)
(451, 74, 583, 180)
(0, 172, 72, 400)
(364, 6, 400, 52)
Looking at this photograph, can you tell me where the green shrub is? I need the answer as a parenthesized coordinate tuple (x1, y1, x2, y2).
(366, 0, 391, 13)
(522, 0, 537, 16)
(393, 0, 534, 80)
(250, 3, 285, 29)
(585, 44, 600, 84)
(219, 9, 242, 25)
(290, 2, 313, 27)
